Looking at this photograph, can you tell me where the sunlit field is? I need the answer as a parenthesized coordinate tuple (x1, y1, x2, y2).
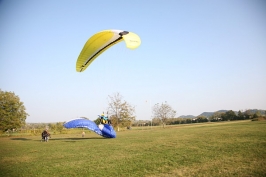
(0, 120, 265, 177)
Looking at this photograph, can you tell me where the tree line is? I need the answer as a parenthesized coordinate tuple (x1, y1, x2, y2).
(1, 89, 265, 133)
(145, 109, 266, 126)
(0, 90, 136, 133)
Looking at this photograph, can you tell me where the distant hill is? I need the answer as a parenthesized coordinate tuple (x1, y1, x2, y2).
(178, 115, 195, 118)
(246, 109, 266, 115)
(198, 109, 266, 118)
(198, 110, 229, 118)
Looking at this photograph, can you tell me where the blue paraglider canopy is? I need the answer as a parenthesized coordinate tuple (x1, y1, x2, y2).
(64, 118, 116, 138)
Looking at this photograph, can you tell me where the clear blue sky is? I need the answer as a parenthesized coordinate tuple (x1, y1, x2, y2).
(1, 0, 265, 123)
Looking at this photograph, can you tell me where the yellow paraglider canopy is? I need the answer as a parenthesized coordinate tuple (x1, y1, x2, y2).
(76, 29, 141, 72)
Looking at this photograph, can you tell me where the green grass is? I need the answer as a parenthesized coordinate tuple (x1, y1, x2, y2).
(0, 120, 265, 177)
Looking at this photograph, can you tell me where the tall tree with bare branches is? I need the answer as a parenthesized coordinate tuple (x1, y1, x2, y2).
(107, 93, 135, 131)
(152, 102, 176, 128)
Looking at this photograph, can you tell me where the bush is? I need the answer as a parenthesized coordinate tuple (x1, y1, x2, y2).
(252, 117, 266, 121)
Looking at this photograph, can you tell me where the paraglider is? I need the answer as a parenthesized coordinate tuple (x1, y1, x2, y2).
(63, 117, 116, 138)
(67, 29, 140, 138)
(76, 29, 141, 72)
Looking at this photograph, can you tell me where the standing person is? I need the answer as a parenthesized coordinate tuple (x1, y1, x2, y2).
(82, 131, 85, 138)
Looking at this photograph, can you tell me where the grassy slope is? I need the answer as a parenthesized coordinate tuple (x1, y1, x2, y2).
(0, 120, 265, 177)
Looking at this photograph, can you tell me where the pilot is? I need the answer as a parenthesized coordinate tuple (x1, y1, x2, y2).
(99, 113, 111, 124)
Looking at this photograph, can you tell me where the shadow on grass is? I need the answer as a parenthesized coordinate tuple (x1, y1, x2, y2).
(10, 138, 32, 141)
(10, 137, 109, 142)
(38, 137, 108, 142)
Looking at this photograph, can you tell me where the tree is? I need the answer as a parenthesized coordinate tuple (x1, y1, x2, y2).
(254, 110, 261, 118)
(152, 102, 176, 128)
(186, 118, 192, 124)
(0, 90, 29, 132)
(222, 110, 236, 121)
(107, 93, 135, 131)
(151, 117, 161, 126)
(196, 115, 208, 123)
(209, 111, 224, 122)
(55, 122, 64, 133)
(237, 110, 244, 120)
(244, 110, 252, 119)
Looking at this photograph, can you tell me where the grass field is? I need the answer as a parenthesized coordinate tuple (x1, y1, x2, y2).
(0, 120, 265, 177)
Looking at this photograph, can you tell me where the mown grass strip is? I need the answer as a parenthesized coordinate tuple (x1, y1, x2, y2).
(0, 120, 265, 177)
